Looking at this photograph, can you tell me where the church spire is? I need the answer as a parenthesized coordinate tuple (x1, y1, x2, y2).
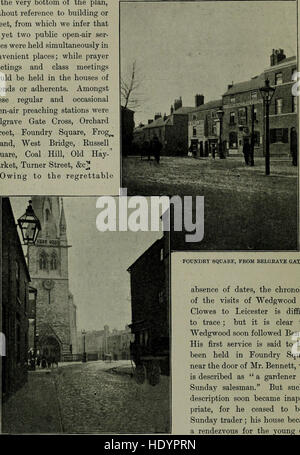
(59, 198, 67, 241)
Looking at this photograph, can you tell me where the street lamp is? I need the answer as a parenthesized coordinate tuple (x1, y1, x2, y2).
(82, 330, 87, 363)
(259, 78, 276, 175)
(17, 200, 41, 245)
(216, 108, 225, 159)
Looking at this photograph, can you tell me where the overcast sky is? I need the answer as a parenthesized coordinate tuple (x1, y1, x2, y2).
(11, 197, 162, 332)
(121, 1, 297, 125)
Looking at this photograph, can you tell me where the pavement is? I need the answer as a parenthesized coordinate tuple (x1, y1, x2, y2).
(2, 369, 63, 434)
(2, 360, 170, 434)
(123, 155, 298, 251)
(123, 155, 297, 196)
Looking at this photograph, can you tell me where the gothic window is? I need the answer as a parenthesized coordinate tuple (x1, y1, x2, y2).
(39, 251, 48, 270)
(50, 252, 58, 270)
(45, 208, 50, 222)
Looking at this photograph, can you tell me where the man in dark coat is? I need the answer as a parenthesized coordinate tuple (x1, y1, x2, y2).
(242, 137, 251, 165)
(291, 128, 297, 166)
(151, 136, 162, 164)
(141, 140, 150, 161)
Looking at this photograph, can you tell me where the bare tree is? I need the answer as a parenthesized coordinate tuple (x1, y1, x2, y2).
(121, 61, 143, 110)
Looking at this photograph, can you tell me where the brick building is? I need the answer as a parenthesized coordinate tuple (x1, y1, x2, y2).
(222, 73, 265, 156)
(77, 328, 106, 361)
(77, 325, 131, 361)
(1, 198, 32, 398)
(107, 326, 131, 361)
(131, 123, 145, 150)
(222, 49, 297, 158)
(27, 197, 78, 361)
(133, 98, 194, 156)
(128, 232, 170, 375)
(188, 96, 222, 157)
(265, 49, 297, 156)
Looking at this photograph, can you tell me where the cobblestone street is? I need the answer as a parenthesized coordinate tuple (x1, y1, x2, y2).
(2, 361, 170, 434)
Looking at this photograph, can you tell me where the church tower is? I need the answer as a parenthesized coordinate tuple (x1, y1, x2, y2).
(27, 197, 78, 360)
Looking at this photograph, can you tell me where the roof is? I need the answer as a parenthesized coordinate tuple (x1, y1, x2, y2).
(189, 99, 222, 114)
(223, 73, 265, 96)
(173, 106, 195, 115)
(144, 106, 195, 129)
(265, 55, 296, 70)
(144, 116, 171, 129)
(4, 198, 31, 282)
(127, 237, 163, 272)
(133, 125, 146, 133)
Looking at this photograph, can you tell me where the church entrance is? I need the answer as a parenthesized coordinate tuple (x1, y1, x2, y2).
(40, 336, 61, 361)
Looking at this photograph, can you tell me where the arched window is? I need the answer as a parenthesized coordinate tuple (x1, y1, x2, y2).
(45, 208, 50, 222)
(50, 252, 57, 270)
(39, 251, 48, 270)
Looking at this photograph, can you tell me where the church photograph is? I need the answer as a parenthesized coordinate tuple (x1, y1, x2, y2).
(1, 196, 171, 434)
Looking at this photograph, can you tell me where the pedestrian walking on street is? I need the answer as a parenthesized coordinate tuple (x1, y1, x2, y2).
(52, 355, 58, 368)
(41, 356, 47, 369)
(151, 136, 162, 164)
(211, 143, 216, 159)
(47, 357, 52, 369)
(290, 128, 297, 166)
(141, 140, 150, 161)
(242, 138, 251, 165)
(36, 355, 41, 368)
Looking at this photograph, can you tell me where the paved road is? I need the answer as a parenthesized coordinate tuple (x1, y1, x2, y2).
(2, 361, 170, 434)
(123, 156, 297, 251)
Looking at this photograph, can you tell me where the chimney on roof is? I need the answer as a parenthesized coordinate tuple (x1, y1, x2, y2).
(170, 105, 174, 115)
(195, 94, 204, 107)
(270, 48, 286, 66)
(148, 119, 153, 125)
(163, 113, 167, 121)
(154, 112, 162, 120)
(174, 97, 183, 111)
(227, 82, 233, 90)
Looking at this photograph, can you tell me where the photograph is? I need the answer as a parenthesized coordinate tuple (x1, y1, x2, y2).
(121, 1, 298, 251)
(1, 196, 171, 434)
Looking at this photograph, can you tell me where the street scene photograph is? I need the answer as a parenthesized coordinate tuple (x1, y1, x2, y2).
(121, 1, 298, 251)
(1, 196, 171, 434)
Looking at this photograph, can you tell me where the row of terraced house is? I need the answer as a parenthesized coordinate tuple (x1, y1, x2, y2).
(131, 49, 297, 159)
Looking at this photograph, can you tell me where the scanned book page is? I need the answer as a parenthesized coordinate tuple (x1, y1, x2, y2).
(0, 0, 119, 195)
(1, 0, 300, 439)
(172, 252, 300, 435)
